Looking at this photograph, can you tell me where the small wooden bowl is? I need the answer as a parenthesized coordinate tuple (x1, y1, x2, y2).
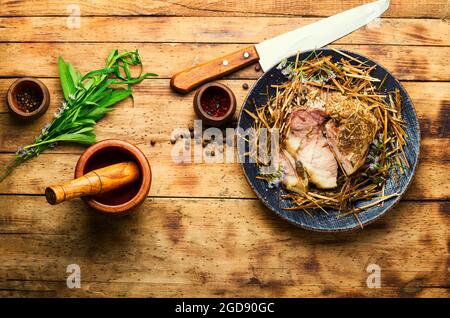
(75, 139, 152, 215)
(7, 78, 50, 120)
(193, 82, 236, 126)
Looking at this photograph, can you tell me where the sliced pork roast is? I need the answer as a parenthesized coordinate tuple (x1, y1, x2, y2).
(285, 108, 338, 189)
(325, 97, 378, 175)
(276, 86, 377, 191)
(278, 149, 308, 194)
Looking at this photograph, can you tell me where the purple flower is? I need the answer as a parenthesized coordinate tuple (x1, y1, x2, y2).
(325, 71, 336, 82)
(268, 178, 281, 188)
(369, 162, 379, 172)
(15, 146, 25, 157)
(40, 123, 51, 136)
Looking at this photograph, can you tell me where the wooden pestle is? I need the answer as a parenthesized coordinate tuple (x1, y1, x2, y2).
(45, 161, 140, 205)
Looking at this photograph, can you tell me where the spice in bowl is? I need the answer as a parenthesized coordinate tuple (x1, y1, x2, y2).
(193, 82, 236, 126)
(15, 89, 42, 113)
(6, 77, 50, 120)
(200, 86, 231, 117)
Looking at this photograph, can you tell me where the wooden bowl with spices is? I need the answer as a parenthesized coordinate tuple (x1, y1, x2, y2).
(193, 82, 236, 126)
(7, 78, 50, 120)
(74, 139, 152, 215)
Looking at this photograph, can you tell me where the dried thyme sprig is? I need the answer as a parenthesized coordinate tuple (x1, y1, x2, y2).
(0, 49, 157, 181)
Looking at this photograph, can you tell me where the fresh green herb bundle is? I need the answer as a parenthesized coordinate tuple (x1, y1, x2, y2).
(0, 49, 156, 181)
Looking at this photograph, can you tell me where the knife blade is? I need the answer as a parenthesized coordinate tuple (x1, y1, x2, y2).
(170, 0, 390, 94)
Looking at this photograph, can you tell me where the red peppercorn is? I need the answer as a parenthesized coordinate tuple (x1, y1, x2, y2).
(200, 87, 230, 118)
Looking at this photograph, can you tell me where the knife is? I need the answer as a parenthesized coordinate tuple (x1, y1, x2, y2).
(170, 0, 390, 94)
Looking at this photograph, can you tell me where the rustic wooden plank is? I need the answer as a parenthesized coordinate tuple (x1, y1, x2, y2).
(0, 197, 448, 297)
(0, 0, 448, 18)
(1, 17, 449, 46)
(0, 43, 449, 81)
(0, 151, 447, 200)
(0, 79, 448, 145)
(1, 79, 448, 115)
(0, 79, 448, 199)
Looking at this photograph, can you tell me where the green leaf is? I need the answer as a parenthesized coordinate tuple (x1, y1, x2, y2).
(85, 106, 114, 121)
(71, 107, 81, 123)
(68, 63, 80, 87)
(111, 72, 157, 85)
(58, 56, 76, 101)
(81, 67, 116, 82)
(98, 89, 132, 108)
(106, 49, 118, 66)
(54, 132, 97, 145)
(77, 118, 96, 125)
(87, 80, 114, 103)
(122, 63, 132, 88)
(83, 78, 94, 91)
(57, 121, 84, 131)
(73, 126, 94, 134)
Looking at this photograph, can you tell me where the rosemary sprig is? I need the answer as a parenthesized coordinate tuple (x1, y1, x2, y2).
(0, 49, 157, 181)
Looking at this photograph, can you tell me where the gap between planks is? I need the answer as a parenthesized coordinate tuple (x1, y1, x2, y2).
(0, 0, 449, 19)
(0, 193, 448, 203)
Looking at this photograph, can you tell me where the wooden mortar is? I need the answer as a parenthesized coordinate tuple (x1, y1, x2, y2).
(74, 139, 152, 214)
(46, 139, 152, 215)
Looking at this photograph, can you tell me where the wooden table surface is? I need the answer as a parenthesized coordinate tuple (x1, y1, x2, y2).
(0, 1, 448, 297)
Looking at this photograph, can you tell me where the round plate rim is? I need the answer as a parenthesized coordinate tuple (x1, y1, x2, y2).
(238, 48, 421, 232)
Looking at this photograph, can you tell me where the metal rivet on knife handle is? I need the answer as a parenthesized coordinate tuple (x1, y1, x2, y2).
(170, 45, 260, 94)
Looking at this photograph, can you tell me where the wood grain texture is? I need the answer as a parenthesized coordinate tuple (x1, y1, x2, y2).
(0, 152, 447, 200)
(0, 17, 449, 46)
(0, 0, 448, 18)
(170, 45, 259, 93)
(0, 0, 448, 298)
(0, 43, 449, 81)
(0, 197, 448, 297)
(0, 79, 448, 200)
(0, 79, 448, 146)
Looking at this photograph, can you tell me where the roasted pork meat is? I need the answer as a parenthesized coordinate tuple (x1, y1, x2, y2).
(285, 108, 338, 189)
(278, 149, 308, 194)
(325, 96, 378, 175)
(275, 85, 377, 192)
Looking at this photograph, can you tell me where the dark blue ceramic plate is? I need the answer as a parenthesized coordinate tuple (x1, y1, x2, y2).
(238, 49, 420, 232)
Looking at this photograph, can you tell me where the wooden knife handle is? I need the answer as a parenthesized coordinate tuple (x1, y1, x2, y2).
(170, 45, 260, 94)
